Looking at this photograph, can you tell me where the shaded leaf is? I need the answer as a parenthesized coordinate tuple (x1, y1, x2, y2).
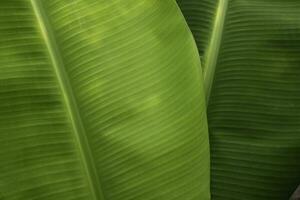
(178, 0, 300, 199)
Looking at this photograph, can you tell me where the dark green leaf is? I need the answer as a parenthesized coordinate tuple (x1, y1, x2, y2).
(178, 0, 300, 199)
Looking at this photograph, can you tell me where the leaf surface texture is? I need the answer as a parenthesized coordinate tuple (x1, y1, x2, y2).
(0, 1, 210, 199)
(177, 0, 300, 199)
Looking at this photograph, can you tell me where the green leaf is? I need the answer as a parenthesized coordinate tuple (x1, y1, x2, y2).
(176, 0, 219, 68)
(177, 0, 227, 100)
(0, 0, 210, 200)
(178, 0, 300, 199)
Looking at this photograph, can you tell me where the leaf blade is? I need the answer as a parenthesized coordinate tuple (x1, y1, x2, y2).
(178, 0, 300, 199)
(0, 0, 211, 199)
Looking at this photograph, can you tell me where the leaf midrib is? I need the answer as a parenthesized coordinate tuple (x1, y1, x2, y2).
(30, 1, 105, 199)
(203, 0, 229, 102)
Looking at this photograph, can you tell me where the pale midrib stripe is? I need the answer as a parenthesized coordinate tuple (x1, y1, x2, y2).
(203, 0, 229, 102)
(30, 1, 105, 200)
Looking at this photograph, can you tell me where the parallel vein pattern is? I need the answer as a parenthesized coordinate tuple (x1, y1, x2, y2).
(0, 1, 95, 199)
(40, 0, 211, 199)
(176, 0, 219, 70)
(208, 0, 300, 199)
(0, 0, 211, 200)
(30, 1, 104, 199)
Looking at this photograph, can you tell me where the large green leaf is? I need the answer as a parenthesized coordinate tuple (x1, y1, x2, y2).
(178, 0, 300, 199)
(0, 0, 210, 199)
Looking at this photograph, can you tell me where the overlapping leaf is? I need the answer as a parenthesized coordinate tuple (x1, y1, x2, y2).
(178, 0, 300, 199)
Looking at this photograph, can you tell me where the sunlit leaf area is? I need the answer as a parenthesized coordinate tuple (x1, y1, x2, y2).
(0, 0, 299, 199)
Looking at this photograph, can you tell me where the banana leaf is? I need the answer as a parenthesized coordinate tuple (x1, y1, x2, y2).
(0, 0, 210, 199)
(2, 0, 300, 199)
(177, 0, 300, 199)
